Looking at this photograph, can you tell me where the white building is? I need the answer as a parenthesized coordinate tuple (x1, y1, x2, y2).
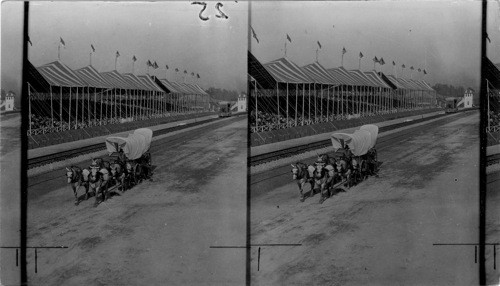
(232, 93, 247, 112)
(458, 88, 474, 108)
(1, 92, 15, 111)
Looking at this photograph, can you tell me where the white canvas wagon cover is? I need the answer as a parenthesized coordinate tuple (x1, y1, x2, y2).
(105, 128, 153, 160)
(331, 124, 378, 156)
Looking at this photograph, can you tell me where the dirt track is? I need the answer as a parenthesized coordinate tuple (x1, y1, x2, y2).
(26, 117, 247, 285)
(250, 113, 480, 285)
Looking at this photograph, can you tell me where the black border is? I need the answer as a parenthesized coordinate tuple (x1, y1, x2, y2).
(480, 0, 487, 284)
(20, 2, 30, 285)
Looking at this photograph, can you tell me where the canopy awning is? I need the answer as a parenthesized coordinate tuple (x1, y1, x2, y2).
(37, 60, 86, 87)
(486, 58, 500, 89)
(301, 62, 340, 85)
(75, 65, 113, 89)
(327, 67, 358, 86)
(137, 75, 163, 92)
(154, 77, 181, 93)
(263, 57, 312, 84)
(101, 70, 137, 90)
(122, 73, 150, 91)
(364, 71, 392, 89)
(384, 75, 407, 90)
(27, 60, 51, 92)
(348, 69, 376, 87)
(248, 51, 276, 89)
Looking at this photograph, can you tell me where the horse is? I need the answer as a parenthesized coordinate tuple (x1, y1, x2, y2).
(291, 162, 314, 202)
(313, 162, 332, 204)
(110, 162, 127, 192)
(335, 158, 352, 189)
(65, 166, 89, 205)
(88, 165, 111, 207)
(91, 157, 111, 171)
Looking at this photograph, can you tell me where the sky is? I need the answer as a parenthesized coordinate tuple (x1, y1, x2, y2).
(250, 1, 484, 89)
(1, 1, 248, 97)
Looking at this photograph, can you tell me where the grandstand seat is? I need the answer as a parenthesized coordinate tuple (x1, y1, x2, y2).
(32, 134, 49, 148)
(28, 135, 40, 149)
(58, 131, 74, 144)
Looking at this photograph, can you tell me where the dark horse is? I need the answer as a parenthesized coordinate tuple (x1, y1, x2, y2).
(88, 164, 111, 207)
(291, 162, 314, 202)
(110, 161, 127, 191)
(65, 166, 89, 205)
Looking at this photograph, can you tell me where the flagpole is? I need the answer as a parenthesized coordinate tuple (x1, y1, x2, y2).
(359, 58, 361, 70)
(284, 41, 287, 57)
(316, 48, 319, 62)
(58, 45, 60, 60)
(132, 61, 135, 74)
(341, 53, 344, 67)
(89, 52, 92, 66)
(115, 57, 117, 70)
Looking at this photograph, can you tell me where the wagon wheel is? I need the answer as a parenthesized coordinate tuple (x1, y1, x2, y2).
(134, 163, 143, 183)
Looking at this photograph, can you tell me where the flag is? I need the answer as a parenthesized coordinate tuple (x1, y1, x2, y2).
(175, 68, 179, 72)
(373, 56, 379, 63)
(166, 64, 169, 70)
(379, 57, 385, 65)
(418, 68, 421, 72)
(342, 47, 347, 54)
(153, 61, 159, 69)
(197, 73, 200, 79)
(27, 36, 32, 46)
(116, 51, 120, 58)
(147, 60, 152, 67)
(286, 34, 292, 43)
(191, 72, 195, 76)
(359, 52, 364, 58)
(410, 66, 414, 70)
(184, 70, 187, 74)
(250, 26, 259, 43)
(132, 55, 137, 62)
(317, 41, 322, 49)
(402, 64, 406, 68)
(423, 69, 427, 75)
(392, 61, 396, 66)
(91, 44, 95, 52)
(60, 37, 65, 47)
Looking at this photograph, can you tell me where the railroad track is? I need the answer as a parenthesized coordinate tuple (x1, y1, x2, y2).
(250, 111, 476, 167)
(28, 116, 228, 169)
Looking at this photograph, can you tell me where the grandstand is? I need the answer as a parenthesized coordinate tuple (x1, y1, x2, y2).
(27, 60, 211, 149)
(248, 51, 438, 146)
(486, 58, 500, 146)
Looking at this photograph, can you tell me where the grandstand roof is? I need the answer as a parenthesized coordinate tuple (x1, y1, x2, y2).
(248, 51, 276, 89)
(154, 77, 181, 93)
(27, 60, 51, 92)
(122, 73, 150, 91)
(101, 70, 138, 90)
(384, 75, 407, 90)
(137, 75, 164, 92)
(364, 71, 392, 89)
(349, 69, 376, 87)
(263, 57, 312, 84)
(75, 65, 112, 89)
(301, 62, 340, 85)
(327, 67, 358, 86)
(37, 60, 86, 87)
(486, 58, 500, 89)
